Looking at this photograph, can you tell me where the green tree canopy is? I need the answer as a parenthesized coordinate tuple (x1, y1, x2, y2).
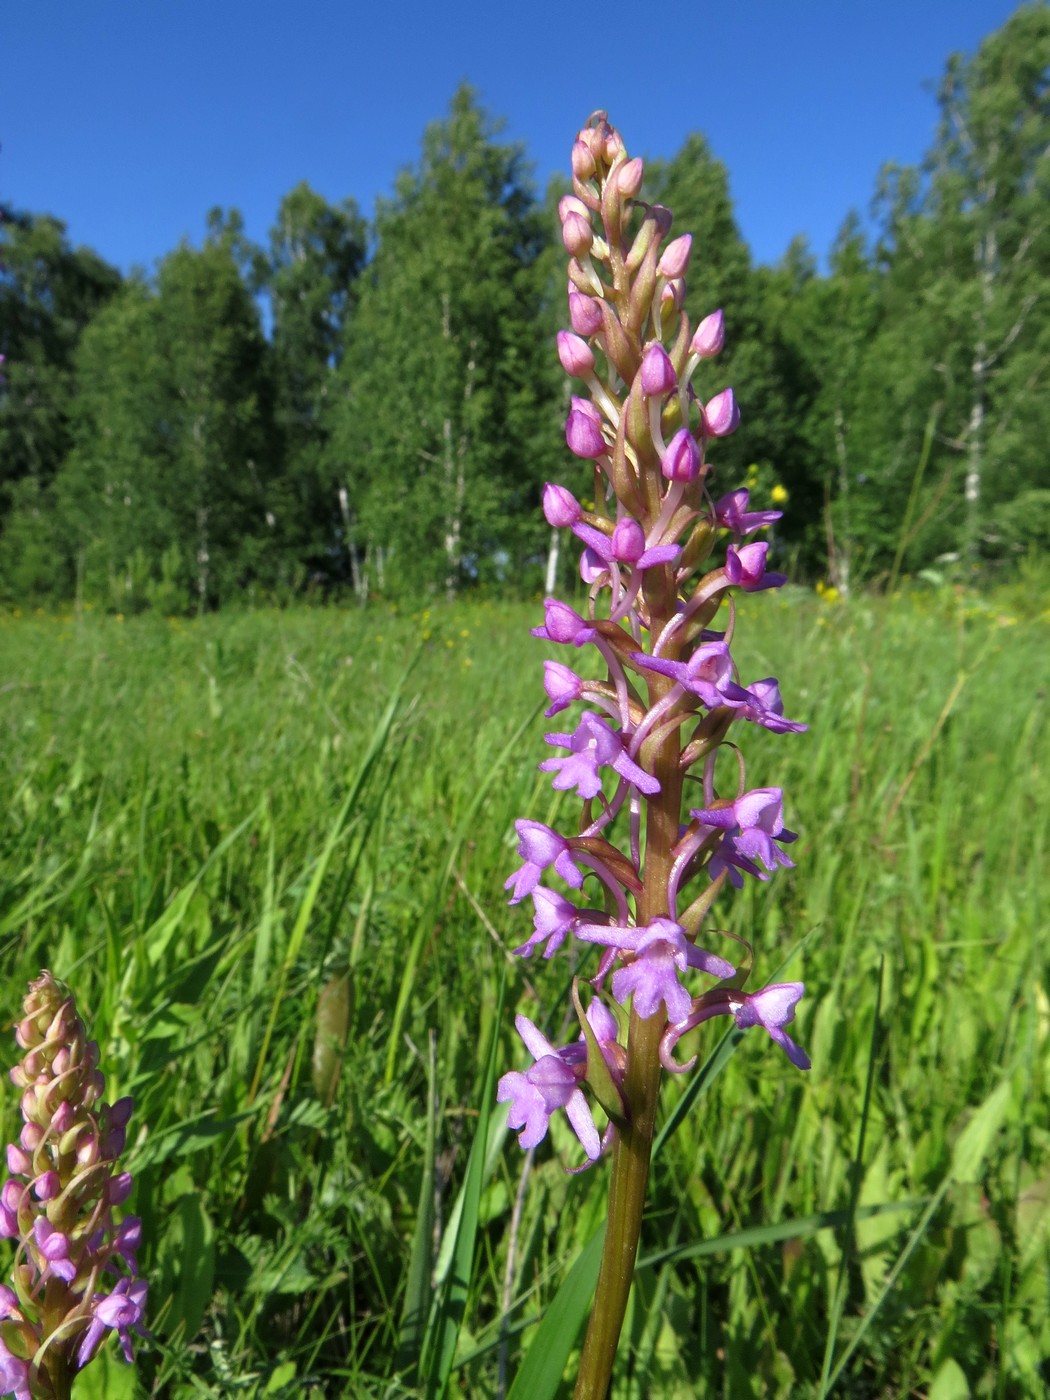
(328, 85, 554, 598)
(53, 236, 280, 609)
(0, 210, 121, 519)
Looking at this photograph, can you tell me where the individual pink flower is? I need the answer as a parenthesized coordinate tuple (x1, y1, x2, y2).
(714, 488, 782, 536)
(691, 788, 798, 886)
(576, 918, 735, 1024)
(497, 1005, 621, 1161)
(662, 983, 810, 1072)
(504, 819, 585, 904)
(541, 713, 660, 799)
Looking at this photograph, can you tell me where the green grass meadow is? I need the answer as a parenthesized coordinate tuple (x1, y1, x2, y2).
(1, 590, 1047, 1397)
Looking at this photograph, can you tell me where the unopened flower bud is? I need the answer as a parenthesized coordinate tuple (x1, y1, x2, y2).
(19, 1125, 43, 1153)
(575, 125, 603, 163)
(33, 1170, 59, 1201)
(557, 330, 595, 379)
(611, 518, 646, 563)
(572, 140, 597, 181)
(5, 1146, 30, 1177)
(726, 541, 786, 591)
(561, 211, 593, 256)
(105, 1173, 133, 1207)
(640, 343, 677, 397)
(543, 662, 584, 716)
(615, 157, 644, 197)
(543, 483, 582, 527)
(661, 427, 702, 482)
(569, 292, 603, 337)
(558, 194, 591, 224)
(691, 309, 725, 358)
(566, 398, 606, 459)
(532, 599, 596, 646)
(51, 1101, 73, 1134)
(77, 1126, 102, 1166)
(703, 388, 740, 437)
(660, 278, 685, 315)
(657, 234, 692, 279)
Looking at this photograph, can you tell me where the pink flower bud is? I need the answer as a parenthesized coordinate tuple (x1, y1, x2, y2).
(640, 343, 677, 397)
(51, 1101, 73, 1134)
(616, 157, 644, 197)
(531, 599, 596, 646)
(565, 398, 606, 459)
(575, 126, 603, 163)
(556, 330, 595, 379)
(78, 1124, 102, 1166)
(657, 234, 692, 279)
(723, 542, 786, 592)
(1, 1180, 23, 1214)
(568, 292, 603, 337)
(543, 662, 584, 716)
(603, 128, 624, 162)
(558, 195, 591, 223)
(19, 1124, 43, 1153)
(703, 388, 740, 437)
(561, 211, 593, 256)
(571, 140, 596, 181)
(661, 428, 702, 482)
(691, 309, 725, 358)
(6, 1144, 30, 1176)
(105, 1172, 133, 1206)
(611, 518, 646, 563)
(660, 279, 685, 315)
(543, 483, 581, 528)
(32, 1170, 59, 1201)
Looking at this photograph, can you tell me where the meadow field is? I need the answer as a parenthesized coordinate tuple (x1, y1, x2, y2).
(1, 589, 1047, 1398)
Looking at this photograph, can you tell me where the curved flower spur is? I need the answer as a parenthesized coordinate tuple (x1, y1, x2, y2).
(496, 113, 810, 1397)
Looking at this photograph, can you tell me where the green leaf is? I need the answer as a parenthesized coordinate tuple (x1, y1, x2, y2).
(928, 1357, 971, 1400)
(157, 1193, 216, 1342)
(505, 1225, 606, 1400)
(951, 1078, 1012, 1183)
(422, 970, 505, 1400)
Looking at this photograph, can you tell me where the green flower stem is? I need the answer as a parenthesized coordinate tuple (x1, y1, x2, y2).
(575, 661, 682, 1400)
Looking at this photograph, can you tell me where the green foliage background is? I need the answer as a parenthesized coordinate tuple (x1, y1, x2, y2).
(1, 8, 1048, 607)
(1, 587, 1048, 1396)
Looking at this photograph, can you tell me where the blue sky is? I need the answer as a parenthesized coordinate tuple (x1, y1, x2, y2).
(1, 0, 1027, 276)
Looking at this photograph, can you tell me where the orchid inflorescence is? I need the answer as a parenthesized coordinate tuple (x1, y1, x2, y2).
(497, 112, 810, 1174)
(0, 973, 146, 1400)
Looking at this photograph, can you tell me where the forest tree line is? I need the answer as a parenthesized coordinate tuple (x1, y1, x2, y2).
(1, 6, 1047, 610)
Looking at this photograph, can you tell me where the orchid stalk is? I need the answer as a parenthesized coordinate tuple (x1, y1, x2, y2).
(0, 973, 146, 1400)
(497, 114, 810, 1398)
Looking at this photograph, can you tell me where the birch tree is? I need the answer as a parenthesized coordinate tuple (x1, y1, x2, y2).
(329, 86, 553, 598)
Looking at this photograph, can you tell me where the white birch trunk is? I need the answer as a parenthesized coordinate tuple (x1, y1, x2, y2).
(544, 526, 561, 596)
